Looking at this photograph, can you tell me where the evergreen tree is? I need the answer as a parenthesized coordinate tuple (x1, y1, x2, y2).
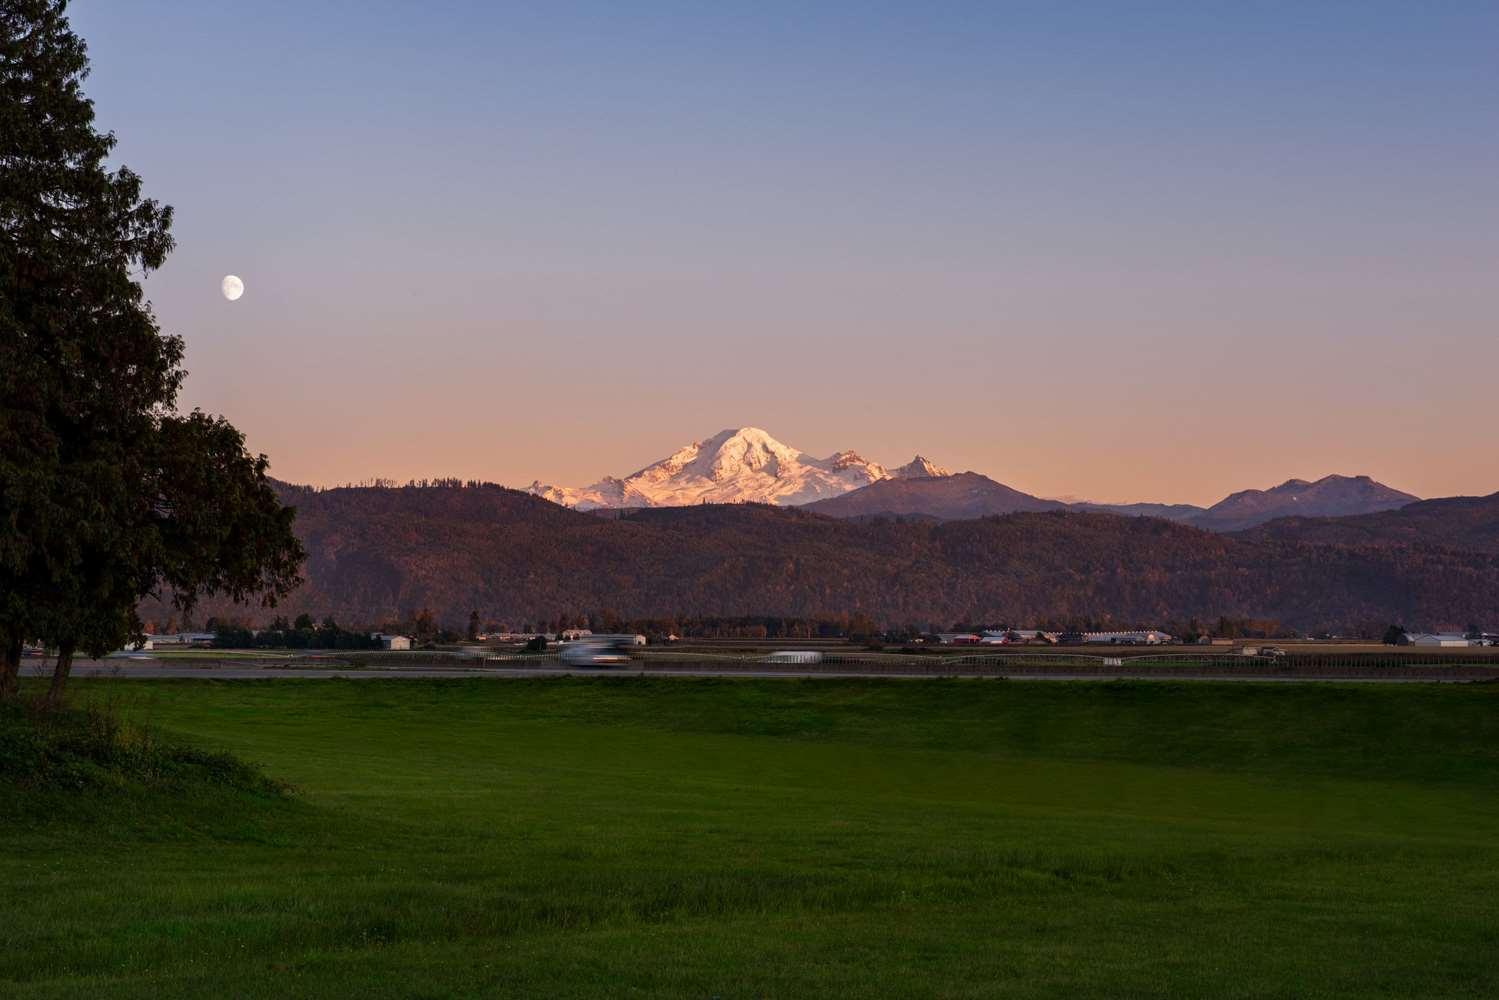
(0, 1, 303, 703)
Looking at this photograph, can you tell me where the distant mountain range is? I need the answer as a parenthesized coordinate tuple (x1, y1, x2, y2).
(525, 427, 1421, 531)
(137, 425, 1493, 633)
(149, 480, 1499, 635)
(1187, 475, 1419, 532)
(814, 470, 1420, 532)
(527, 427, 947, 510)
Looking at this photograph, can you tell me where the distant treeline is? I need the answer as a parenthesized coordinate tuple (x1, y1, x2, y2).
(470, 613, 1296, 642)
(199, 607, 1312, 646)
(199, 608, 1322, 646)
(209, 614, 384, 650)
(151, 485, 1499, 637)
(277, 478, 503, 494)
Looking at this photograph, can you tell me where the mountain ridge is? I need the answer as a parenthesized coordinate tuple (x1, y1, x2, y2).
(522, 426, 1423, 529)
(1190, 474, 1419, 532)
(1235, 492, 1499, 552)
(805, 470, 1420, 531)
(146, 480, 1499, 634)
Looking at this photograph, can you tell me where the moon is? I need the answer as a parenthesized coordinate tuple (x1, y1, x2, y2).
(221, 275, 244, 301)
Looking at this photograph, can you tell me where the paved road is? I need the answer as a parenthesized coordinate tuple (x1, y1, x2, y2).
(26, 663, 1486, 683)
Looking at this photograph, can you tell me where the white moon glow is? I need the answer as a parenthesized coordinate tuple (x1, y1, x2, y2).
(221, 275, 244, 301)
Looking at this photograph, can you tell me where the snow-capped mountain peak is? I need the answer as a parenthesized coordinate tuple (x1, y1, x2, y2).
(527, 427, 940, 510)
(892, 455, 951, 479)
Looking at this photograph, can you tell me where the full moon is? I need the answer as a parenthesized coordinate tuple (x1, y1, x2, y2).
(221, 275, 244, 301)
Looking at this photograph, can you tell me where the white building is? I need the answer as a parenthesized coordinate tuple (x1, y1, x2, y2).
(1409, 633, 1478, 647)
(375, 634, 412, 650)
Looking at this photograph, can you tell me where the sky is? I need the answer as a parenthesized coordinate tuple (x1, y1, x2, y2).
(70, 1, 1499, 505)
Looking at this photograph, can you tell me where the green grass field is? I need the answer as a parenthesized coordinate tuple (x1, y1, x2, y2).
(4, 678, 1499, 998)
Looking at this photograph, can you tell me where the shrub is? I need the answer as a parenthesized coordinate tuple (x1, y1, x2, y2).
(0, 698, 290, 797)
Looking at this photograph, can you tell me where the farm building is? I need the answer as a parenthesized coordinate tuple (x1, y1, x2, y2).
(1083, 630, 1173, 645)
(979, 630, 1057, 645)
(1408, 633, 1478, 647)
(375, 634, 412, 650)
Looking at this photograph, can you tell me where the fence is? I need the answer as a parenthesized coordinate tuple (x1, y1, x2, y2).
(480, 648, 1499, 681)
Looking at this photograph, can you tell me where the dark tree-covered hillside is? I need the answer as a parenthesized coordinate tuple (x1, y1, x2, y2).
(1235, 493, 1499, 553)
(143, 481, 1499, 635)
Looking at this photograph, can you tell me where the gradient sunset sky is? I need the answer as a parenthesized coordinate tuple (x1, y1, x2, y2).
(72, 1, 1497, 506)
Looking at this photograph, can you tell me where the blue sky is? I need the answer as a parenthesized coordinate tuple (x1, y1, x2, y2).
(69, 1, 1499, 502)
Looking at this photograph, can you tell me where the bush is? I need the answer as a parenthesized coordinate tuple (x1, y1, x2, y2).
(0, 698, 289, 796)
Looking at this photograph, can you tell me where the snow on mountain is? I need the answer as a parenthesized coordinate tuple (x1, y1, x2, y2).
(525, 477, 653, 511)
(891, 455, 950, 479)
(527, 427, 945, 510)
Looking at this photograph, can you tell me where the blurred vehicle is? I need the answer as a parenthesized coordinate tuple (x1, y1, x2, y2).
(559, 640, 633, 667)
(586, 632, 647, 646)
(763, 651, 824, 665)
(1260, 646, 1288, 659)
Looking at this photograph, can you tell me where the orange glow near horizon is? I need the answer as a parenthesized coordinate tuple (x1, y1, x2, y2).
(73, 3, 1497, 508)
(167, 259, 1495, 507)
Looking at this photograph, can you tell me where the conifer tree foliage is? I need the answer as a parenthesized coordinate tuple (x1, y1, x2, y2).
(0, 1, 304, 702)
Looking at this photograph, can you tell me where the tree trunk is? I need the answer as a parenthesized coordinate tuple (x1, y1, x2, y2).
(0, 633, 20, 699)
(44, 640, 76, 710)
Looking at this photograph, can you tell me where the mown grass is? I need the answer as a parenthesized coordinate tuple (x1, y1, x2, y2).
(3, 678, 1498, 998)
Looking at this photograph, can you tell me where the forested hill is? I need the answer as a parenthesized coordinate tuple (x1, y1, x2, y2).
(802, 472, 1065, 519)
(143, 481, 1499, 634)
(1234, 493, 1499, 553)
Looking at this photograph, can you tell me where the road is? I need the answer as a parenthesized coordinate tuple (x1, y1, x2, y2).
(23, 662, 1490, 683)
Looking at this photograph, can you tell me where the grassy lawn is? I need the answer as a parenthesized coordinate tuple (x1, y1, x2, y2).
(4, 678, 1498, 998)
